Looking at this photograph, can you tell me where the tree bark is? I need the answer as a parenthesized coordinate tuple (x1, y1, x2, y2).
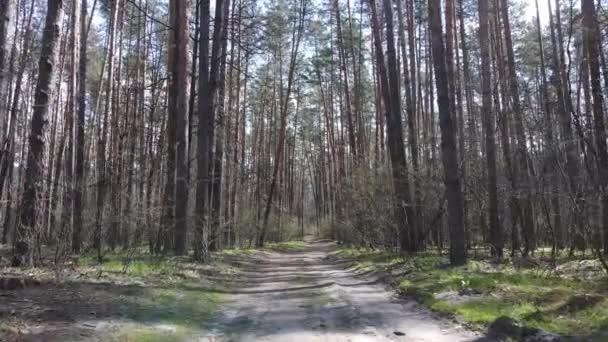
(333, 0, 357, 162)
(479, 0, 501, 257)
(258, 0, 307, 247)
(169, 0, 190, 255)
(582, 0, 608, 255)
(195, 0, 212, 261)
(428, 0, 466, 264)
(500, 0, 536, 255)
(0, 0, 12, 138)
(549, 0, 581, 250)
(211, 0, 231, 251)
(14, 0, 65, 267)
(72, 0, 87, 254)
(95, 0, 120, 259)
(369, 0, 415, 252)
(397, 0, 421, 250)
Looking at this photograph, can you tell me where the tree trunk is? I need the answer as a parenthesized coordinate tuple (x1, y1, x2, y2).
(334, 0, 357, 162)
(582, 0, 608, 255)
(72, 0, 87, 254)
(535, 0, 560, 254)
(211, 0, 230, 251)
(550, 0, 581, 250)
(479, 0, 501, 257)
(369, 0, 416, 252)
(0, 0, 12, 138)
(195, 0, 212, 261)
(14, 0, 65, 267)
(169, 0, 190, 255)
(95, 0, 120, 260)
(258, 0, 307, 247)
(397, 0, 421, 250)
(428, 0, 466, 265)
(500, 0, 535, 256)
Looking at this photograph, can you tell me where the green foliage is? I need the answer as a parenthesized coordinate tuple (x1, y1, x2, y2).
(265, 213, 304, 243)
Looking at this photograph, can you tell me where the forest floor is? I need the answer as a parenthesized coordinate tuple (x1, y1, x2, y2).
(1, 240, 607, 341)
(0, 240, 483, 341)
(337, 246, 608, 341)
(0, 241, 235, 341)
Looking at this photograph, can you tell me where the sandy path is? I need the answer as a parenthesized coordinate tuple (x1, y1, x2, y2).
(204, 241, 490, 342)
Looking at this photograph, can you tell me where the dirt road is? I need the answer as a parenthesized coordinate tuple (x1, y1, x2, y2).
(205, 241, 489, 341)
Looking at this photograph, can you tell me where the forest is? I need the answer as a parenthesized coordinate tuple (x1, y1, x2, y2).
(1, 0, 608, 340)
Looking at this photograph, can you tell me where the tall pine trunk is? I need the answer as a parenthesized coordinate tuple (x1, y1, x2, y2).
(14, 0, 65, 267)
(195, 0, 212, 261)
(258, 0, 307, 247)
(428, 0, 466, 265)
(369, 0, 416, 252)
(501, 0, 535, 256)
(169, 0, 190, 255)
(582, 0, 608, 255)
(479, 0, 501, 257)
(72, 0, 87, 253)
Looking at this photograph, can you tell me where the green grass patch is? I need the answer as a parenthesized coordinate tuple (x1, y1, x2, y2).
(337, 246, 608, 337)
(217, 240, 306, 254)
(120, 287, 222, 328)
(112, 325, 191, 342)
(76, 250, 234, 339)
(263, 240, 306, 251)
(336, 246, 407, 270)
(217, 247, 258, 256)
(79, 254, 178, 277)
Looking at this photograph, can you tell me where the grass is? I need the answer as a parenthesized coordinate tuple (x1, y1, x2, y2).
(121, 287, 223, 327)
(74, 250, 244, 341)
(112, 325, 191, 342)
(100, 240, 308, 340)
(79, 254, 178, 277)
(83, 264, 226, 341)
(217, 240, 306, 254)
(96, 242, 307, 341)
(263, 240, 306, 251)
(217, 247, 258, 256)
(337, 246, 608, 337)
